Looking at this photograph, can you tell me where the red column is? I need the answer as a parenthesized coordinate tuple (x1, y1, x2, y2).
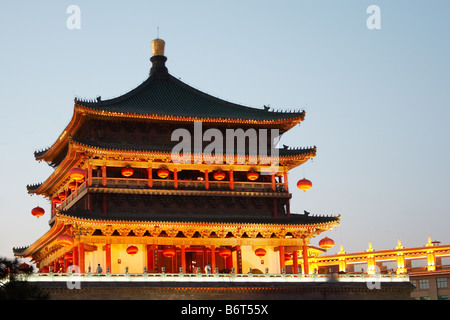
(283, 170, 289, 192)
(302, 242, 309, 274)
(229, 170, 234, 190)
(211, 245, 216, 272)
(79, 243, 85, 273)
(181, 245, 186, 273)
(279, 246, 285, 273)
(105, 244, 111, 272)
(292, 250, 299, 274)
(205, 170, 209, 190)
(174, 168, 178, 189)
(146, 245, 153, 272)
(271, 173, 276, 192)
(88, 165, 92, 187)
(73, 246, 79, 270)
(102, 165, 107, 186)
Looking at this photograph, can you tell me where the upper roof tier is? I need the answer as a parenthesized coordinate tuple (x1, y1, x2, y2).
(36, 38, 306, 164)
(74, 38, 305, 124)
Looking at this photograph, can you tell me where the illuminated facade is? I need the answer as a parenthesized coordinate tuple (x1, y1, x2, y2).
(286, 237, 450, 299)
(14, 38, 340, 276)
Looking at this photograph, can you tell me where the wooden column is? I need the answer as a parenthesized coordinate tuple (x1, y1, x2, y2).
(105, 244, 111, 272)
(174, 168, 178, 189)
(229, 170, 234, 190)
(284, 170, 290, 217)
(236, 245, 242, 273)
(292, 250, 299, 274)
(102, 165, 107, 187)
(153, 245, 158, 272)
(146, 245, 153, 272)
(271, 173, 276, 192)
(181, 245, 186, 273)
(279, 246, 285, 273)
(88, 165, 93, 187)
(211, 245, 216, 272)
(73, 246, 79, 270)
(205, 170, 209, 190)
(302, 242, 309, 274)
(79, 243, 85, 273)
(283, 170, 289, 192)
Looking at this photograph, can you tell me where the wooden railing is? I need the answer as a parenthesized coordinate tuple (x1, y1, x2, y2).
(89, 177, 285, 193)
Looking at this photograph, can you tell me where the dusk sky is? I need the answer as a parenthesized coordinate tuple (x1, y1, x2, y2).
(0, 1, 449, 262)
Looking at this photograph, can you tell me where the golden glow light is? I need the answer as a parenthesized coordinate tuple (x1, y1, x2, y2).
(297, 178, 312, 191)
(31, 206, 45, 218)
(69, 167, 85, 181)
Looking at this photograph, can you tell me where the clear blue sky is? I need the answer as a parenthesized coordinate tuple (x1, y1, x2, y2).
(0, 1, 449, 261)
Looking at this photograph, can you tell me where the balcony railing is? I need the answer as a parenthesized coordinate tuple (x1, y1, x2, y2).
(56, 178, 286, 211)
(21, 271, 410, 284)
(89, 177, 285, 193)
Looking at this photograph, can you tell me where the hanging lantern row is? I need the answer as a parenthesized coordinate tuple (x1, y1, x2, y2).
(68, 181, 77, 191)
(163, 246, 176, 258)
(213, 171, 226, 181)
(157, 168, 170, 179)
(57, 234, 74, 247)
(319, 237, 335, 250)
(126, 245, 138, 256)
(121, 166, 134, 177)
(219, 248, 231, 258)
(254, 248, 266, 257)
(69, 167, 85, 182)
(31, 206, 45, 218)
(297, 178, 312, 191)
(247, 171, 259, 181)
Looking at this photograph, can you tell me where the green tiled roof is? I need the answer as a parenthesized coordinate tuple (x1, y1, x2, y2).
(75, 72, 305, 122)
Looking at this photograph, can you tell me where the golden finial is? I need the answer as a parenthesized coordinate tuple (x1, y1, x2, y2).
(396, 239, 404, 249)
(366, 242, 374, 252)
(151, 38, 165, 57)
(338, 244, 346, 254)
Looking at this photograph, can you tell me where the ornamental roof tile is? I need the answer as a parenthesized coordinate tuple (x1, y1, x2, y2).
(75, 73, 305, 123)
(60, 211, 340, 226)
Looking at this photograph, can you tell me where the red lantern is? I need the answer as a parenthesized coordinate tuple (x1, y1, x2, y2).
(58, 192, 67, 200)
(247, 171, 259, 181)
(121, 167, 134, 177)
(126, 245, 138, 256)
(254, 248, 266, 257)
(52, 197, 61, 205)
(31, 206, 45, 218)
(68, 181, 77, 191)
(69, 167, 85, 181)
(297, 178, 312, 191)
(157, 168, 170, 179)
(319, 237, 335, 250)
(56, 234, 74, 247)
(219, 248, 231, 258)
(213, 171, 226, 181)
(163, 246, 176, 258)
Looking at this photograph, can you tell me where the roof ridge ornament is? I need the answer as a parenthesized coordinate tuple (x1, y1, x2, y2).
(150, 37, 168, 77)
